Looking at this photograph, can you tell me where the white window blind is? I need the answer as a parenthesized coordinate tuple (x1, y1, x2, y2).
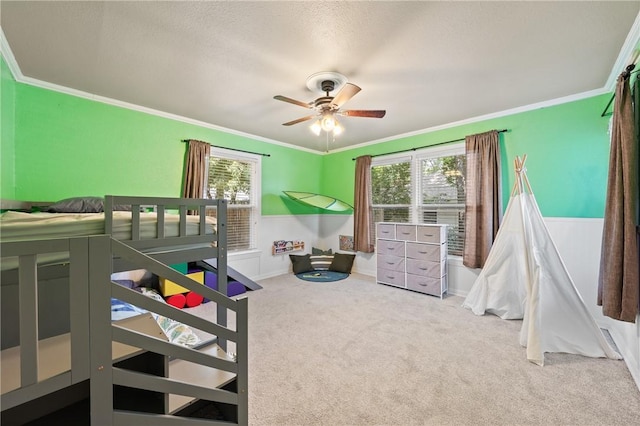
(371, 145, 466, 256)
(418, 154, 466, 255)
(206, 151, 259, 251)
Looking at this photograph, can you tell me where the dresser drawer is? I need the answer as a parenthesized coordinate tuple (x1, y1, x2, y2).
(377, 268, 405, 287)
(406, 242, 440, 261)
(416, 225, 445, 244)
(377, 239, 405, 257)
(396, 224, 417, 241)
(377, 255, 405, 272)
(406, 274, 443, 296)
(377, 223, 396, 239)
(406, 258, 445, 278)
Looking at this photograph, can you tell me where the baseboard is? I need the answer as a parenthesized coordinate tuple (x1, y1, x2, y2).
(253, 269, 290, 281)
(607, 326, 640, 392)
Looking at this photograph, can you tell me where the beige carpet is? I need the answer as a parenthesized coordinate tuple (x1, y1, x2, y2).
(190, 273, 640, 425)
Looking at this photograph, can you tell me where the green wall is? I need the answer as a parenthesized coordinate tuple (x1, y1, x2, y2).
(11, 82, 322, 215)
(1, 57, 16, 199)
(323, 94, 612, 218)
(6, 57, 612, 219)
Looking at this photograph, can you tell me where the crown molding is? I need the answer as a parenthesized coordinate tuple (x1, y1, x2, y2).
(0, 26, 319, 156)
(0, 27, 23, 81)
(328, 87, 608, 155)
(1, 21, 632, 157)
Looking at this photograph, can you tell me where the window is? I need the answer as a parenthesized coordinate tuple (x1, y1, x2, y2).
(205, 149, 260, 252)
(371, 144, 466, 256)
(371, 158, 412, 223)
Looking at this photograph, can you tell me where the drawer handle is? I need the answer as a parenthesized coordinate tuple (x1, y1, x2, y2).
(385, 274, 396, 279)
(386, 261, 395, 265)
(418, 251, 428, 254)
(422, 234, 434, 237)
(402, 232, 411, 235)
(387, 247, 395, 250)
(419, 267, 428, 270)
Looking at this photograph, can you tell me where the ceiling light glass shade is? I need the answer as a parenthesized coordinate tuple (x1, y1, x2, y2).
(320, 114, 336, 132)
(310, 120, 322, 136)
(333, 120, 344, 136)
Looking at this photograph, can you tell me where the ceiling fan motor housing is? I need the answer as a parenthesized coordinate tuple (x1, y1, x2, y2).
(321, 80, 335, 94)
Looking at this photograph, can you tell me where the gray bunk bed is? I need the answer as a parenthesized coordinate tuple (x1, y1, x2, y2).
(0, 196, 248, 425)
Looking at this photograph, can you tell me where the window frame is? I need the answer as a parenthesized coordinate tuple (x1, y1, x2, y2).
(371, 142, 466, 256)
(207, 147, 261, 253)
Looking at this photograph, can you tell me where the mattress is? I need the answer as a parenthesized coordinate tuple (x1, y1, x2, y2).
(0, 211, 216, 242)
(0, 211, 217, 271)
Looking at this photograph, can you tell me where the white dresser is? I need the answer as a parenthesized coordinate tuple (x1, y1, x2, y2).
(376, 222, 448, 298)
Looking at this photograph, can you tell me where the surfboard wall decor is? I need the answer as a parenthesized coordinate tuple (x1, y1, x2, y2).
(282, 191, 353, 212)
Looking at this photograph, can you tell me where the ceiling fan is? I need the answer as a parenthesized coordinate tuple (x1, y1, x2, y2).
(274, 72, 386, 136)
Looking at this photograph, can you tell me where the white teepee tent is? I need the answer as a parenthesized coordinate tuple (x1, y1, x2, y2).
(462, 156, 621, 365)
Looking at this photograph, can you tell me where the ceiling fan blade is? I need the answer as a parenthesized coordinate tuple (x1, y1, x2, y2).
(274, 95, 312, 109)
(282, 115, 315, 126)
(340, 109, 386, 118)
(330, 83, 361, 108)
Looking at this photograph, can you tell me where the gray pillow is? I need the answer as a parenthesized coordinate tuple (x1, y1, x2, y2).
(47, 196, 132, 213)
(312, 247, 333, 255)
(329, 253, 355, 274)
(289, 254, 314, 274)
(48, 196, 105, 213)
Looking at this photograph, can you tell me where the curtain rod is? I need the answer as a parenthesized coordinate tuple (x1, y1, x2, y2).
(351, 129, 508, 161)
(600, 63, 638, 117)
(182, 139, 271, 157)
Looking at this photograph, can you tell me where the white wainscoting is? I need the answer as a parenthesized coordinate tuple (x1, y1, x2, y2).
(236, 214, 322, 280)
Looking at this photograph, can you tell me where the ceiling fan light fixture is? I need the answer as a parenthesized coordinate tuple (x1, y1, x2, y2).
(276, 72, 385, 140)
(333, 120, 344, 136)
(310, 120, 322, 136)
(320, 114, 336, 132)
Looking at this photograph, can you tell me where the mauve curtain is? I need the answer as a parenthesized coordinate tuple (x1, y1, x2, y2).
(354, 155, 374, 253)
(463, 130, 501, 269)
(597, 72, 639, 323)
(183, 139, 210, 199)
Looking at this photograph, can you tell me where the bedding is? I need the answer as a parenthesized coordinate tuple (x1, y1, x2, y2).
(47, 196, 131, 213)
(111, 287, 201, 347)
(0, 211, 217, 271)
(0, 210, 216, 242)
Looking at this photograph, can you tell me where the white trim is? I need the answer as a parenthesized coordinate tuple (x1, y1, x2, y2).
(0, 26, 318, 156)
(2, 20, 638, 156)
(414, 142, 465, 159)
(604, 10, 640, 91)
(208, 149, 261, 252)
(228, 249, 262, 261)
(26, 74, 320, 154)
(210, 146, 260, 163)
(371, 154, 412, 166)
(371, 142, 465, 164)
(0, 27, 22, 80)
(329, 88, 608, 154)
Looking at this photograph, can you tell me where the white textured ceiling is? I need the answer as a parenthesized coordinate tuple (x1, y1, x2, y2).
(2, 1, 639, 152)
